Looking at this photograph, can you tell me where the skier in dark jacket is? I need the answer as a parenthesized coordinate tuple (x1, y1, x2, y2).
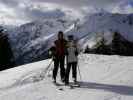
(65, 35, 79, 85)
(52, 31, 67, 83)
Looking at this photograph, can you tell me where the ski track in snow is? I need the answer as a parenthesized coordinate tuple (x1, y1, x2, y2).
(0, 54, 133, 100)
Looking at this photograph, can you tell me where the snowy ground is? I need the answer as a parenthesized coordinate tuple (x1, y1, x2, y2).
(0, 54, 133, 100)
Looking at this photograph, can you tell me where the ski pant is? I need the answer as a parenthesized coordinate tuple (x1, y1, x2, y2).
(65, 62, 77, 83)
(53, 56, 65, 81)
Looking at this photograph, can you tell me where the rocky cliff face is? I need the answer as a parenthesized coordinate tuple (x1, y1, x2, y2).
(0, 30, 15, 70)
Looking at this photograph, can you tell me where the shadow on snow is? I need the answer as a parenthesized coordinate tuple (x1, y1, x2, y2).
(78, 81, 133, 96)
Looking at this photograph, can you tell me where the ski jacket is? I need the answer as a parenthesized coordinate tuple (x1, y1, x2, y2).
(54, 39, 67, 58)
(66, 40, 79, 63)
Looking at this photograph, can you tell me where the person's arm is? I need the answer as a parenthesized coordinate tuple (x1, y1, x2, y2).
(54, 40, 57, 46)
(75, 42, 81, 56)
(64, 40, 68, 55)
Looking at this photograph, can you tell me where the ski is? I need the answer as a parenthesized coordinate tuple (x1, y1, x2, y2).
(58, 88, 64, 91)
(53, 82, 65, 91)
(69, 82, 81, 89)
(53, 81, 81, 90)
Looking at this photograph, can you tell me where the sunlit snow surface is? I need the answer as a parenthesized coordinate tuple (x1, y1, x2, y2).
(0, 54, 133, 100)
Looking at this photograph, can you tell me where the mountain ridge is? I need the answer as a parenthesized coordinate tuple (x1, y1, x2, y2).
(5, 12, 133, 66)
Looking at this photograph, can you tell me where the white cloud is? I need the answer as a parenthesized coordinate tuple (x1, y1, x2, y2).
(0, 3, 23, 25)
(112, 1, 133, 14)
(0, 0, 133, 26)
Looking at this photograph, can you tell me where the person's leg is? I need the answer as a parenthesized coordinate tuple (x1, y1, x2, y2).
(72, 62, 77, 83)
(65, 63, 71, 84)
(59, 57, 65, 81)
(53, 59, 59, 82)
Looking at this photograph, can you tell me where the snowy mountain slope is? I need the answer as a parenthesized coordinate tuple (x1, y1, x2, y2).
(68, 13, 133, 48)
(6, 12, 133, 66)
(0, 54, 133, 100)
(8, 18, 75, 65)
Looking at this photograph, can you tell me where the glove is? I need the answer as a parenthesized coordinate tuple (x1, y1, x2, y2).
(75, 51, 79, 56)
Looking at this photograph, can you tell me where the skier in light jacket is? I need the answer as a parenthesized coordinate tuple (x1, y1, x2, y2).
(65, 35, 79, 85)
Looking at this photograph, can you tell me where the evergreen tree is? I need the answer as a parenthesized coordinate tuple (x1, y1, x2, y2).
(84, 45, 90, 53)
(112, 32, 121, 54)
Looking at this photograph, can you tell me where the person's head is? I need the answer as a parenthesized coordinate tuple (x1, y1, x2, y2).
(0, 29, 4, 33)
(68, 35, 74, 41)
(58, 31, 64, 40)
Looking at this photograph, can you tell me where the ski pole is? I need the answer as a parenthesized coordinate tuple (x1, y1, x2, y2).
(77, 63, 82, 81)
(43, 59, 53, 78)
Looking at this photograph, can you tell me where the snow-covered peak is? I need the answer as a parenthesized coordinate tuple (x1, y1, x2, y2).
(67, 13, 133, 48)
(6, 12, 133, 66)
(8, 16, 76, 65)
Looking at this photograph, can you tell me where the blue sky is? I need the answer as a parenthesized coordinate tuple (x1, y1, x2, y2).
(0, 0, 132, 26)
(128, 0, 133, 6)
